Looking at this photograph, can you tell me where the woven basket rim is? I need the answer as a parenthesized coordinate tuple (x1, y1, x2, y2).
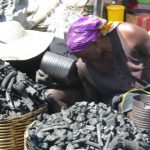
(0, 106, 47, 123)
(0, 105, 48, 150)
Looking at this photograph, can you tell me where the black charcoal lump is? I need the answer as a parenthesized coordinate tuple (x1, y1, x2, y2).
(0, 60, 47, 119)
(27, 101, 150, 150)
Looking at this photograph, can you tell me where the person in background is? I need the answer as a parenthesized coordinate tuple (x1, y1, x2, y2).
(0, 20, 55, 80)
(36, 15, 150, 117)
(127, 0, 137, 10)
(0, 20, 77, 81)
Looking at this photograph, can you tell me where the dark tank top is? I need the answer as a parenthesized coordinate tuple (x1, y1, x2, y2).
(79, 25, 149, 99)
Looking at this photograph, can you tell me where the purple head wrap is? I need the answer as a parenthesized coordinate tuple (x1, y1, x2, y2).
(67, 15, 106, 53)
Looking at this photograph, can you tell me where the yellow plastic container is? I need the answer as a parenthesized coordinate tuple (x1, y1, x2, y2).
(106, 5, 125, 22)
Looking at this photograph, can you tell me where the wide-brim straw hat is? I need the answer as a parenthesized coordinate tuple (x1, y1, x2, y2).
(0, 21, 54, 60)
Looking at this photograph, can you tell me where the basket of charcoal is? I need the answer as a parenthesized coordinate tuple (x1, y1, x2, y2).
(0, 60, 48, 150)
(24, 101, 150, 150)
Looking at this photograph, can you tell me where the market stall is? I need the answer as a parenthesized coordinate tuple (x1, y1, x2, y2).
(0, 0, 150, 150)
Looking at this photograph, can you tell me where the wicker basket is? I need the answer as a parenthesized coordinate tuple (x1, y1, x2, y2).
(0, 106, 47, 150)
(24, 121, 39, 150)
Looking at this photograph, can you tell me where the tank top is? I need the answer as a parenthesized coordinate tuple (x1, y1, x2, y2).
(77, 25, 150, 99)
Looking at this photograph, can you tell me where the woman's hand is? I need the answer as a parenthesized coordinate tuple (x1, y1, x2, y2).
(36, 69, 52, 85)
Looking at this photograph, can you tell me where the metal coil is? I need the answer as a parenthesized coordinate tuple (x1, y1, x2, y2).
(40, 51, 77, 82)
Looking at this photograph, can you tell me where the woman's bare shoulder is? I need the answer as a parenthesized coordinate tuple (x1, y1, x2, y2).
(117, 22, 149, 47)
(118, 22, 147, 37)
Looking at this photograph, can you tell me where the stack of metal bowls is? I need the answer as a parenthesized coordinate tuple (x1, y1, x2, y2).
(132, 94, 150, 132)
(40, 51, 77, 83)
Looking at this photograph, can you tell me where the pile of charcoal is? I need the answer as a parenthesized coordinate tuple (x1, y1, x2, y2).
(0, 60, 47, 119)
(27, 101, 150, 150)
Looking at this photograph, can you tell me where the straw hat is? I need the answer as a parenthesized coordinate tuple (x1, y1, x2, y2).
(0, 20, 54, 60)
